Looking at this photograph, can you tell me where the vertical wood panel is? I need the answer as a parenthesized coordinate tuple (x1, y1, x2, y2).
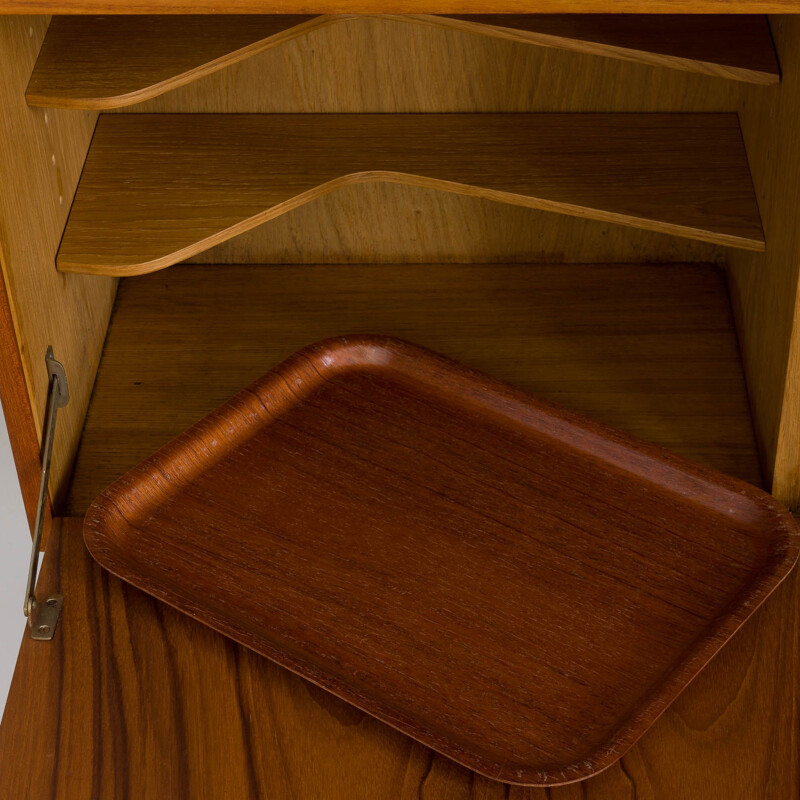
(0, 243, 42, 532)
(0, 17, 115, 512)
(727, 16, 800, 507)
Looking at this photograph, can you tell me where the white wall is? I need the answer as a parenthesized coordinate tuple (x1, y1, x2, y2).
(0, 404, 32, 717)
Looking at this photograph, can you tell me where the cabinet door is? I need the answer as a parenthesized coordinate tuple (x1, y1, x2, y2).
(1, 518, 798, 799)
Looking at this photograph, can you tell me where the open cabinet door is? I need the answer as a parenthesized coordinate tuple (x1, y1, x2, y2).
(1, 514, 798, 798)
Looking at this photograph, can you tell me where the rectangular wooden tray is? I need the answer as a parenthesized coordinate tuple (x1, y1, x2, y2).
(84, 335, 799, 786)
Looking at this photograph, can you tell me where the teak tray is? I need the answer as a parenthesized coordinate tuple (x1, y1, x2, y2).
(84, 336, 800, 786)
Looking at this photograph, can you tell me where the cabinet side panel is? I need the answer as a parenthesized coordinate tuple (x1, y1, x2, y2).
(727, 16, 800, 507)
(0, 16, 115, 515)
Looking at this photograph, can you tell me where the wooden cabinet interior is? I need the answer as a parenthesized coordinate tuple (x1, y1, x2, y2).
(56, 113, 764, 276)
(1, 11, 800, 798)
(65, 262, 761, 514)
(25, 14, 780, 111)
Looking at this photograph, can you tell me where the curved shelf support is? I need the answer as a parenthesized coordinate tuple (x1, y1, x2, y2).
(56, 113, 765, 277)
(27, 14, 779, 110)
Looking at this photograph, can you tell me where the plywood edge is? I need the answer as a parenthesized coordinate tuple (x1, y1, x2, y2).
(770, 294, 800, 511)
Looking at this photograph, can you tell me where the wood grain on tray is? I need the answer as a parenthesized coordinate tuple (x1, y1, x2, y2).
(84, 336, 799, 786)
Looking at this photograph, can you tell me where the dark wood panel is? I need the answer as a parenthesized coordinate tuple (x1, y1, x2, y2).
(26, 15, 325, 109)
(2, 510, 799, 798)
(56, 114, 764, 276)
(65, 263, 762, 515)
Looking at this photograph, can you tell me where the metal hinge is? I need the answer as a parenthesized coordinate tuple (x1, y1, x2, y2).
(23, 347, 69, 641)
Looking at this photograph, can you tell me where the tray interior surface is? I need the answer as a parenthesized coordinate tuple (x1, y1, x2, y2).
(84, 336, 799, 786)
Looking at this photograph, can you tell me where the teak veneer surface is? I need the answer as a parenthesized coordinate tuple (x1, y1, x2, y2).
(25, 14, 779, 110)
(83, 336, 799, 786)
(65, 263, 761, 513)
(56, 114, 764, 276)
(2, 1, 798, 13)
(2, 515, 799, 799)
(7, 266, 795, 799)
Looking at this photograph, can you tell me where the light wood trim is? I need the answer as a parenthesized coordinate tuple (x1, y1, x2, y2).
(1, 1, 798, 14)
(104, 18, 752, 114)
(24, 14, 779, 111)
(56, 113, 764, 277)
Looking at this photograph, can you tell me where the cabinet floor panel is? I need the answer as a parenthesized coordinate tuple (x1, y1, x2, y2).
(65, 262, 760, 515)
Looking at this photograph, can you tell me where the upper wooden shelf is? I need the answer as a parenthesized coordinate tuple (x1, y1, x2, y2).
(56, 113, 765, 276)
(25, 14, 780, 110)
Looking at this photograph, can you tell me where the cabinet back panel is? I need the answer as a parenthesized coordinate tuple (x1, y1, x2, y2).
(108, 15, 800, 502)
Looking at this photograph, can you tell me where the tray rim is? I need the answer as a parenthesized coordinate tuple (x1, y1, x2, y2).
(84, 334, 800, 786)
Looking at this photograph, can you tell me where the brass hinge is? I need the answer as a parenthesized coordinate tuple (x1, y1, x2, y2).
(23, 347, 68, 641)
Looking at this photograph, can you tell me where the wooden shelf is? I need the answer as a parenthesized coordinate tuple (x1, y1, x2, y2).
(56, 113, 764, 276)
(25, 14, 780, 110)
(65, 262, 761, 515)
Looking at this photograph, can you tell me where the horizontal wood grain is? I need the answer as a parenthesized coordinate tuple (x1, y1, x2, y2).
(26, 15, 333, 109)
(56, 113, 764, 277)
(83, 335, 799, 786)
(65, 262, 762, 515)
(112, 16, 753, 270)
(25, 14, 779, 110)
(2, 1, 798, 13)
